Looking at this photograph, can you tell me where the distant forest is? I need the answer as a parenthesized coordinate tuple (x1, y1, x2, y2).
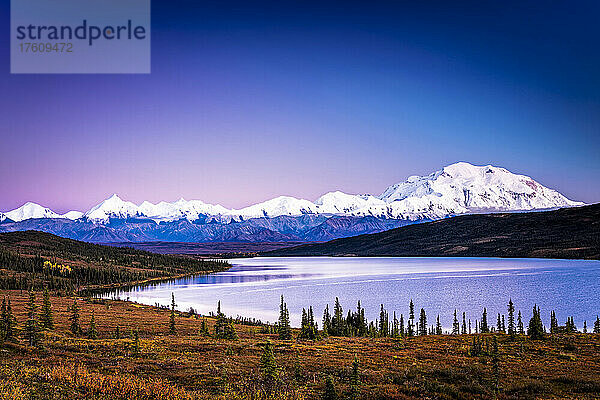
(0, 231, 229, 292)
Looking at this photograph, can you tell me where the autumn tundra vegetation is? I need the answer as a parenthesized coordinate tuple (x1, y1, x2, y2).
(1, 231, 600, 399)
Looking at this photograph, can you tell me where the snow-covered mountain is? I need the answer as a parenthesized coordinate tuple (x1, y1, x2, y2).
(3, 202, 82, 222)
(1, 162, 584, 227)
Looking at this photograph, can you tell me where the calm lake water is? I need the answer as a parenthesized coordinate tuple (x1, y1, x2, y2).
(108, 257, 600, 330)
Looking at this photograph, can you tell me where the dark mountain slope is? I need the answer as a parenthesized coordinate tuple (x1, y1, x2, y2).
(265, 204, 600, 259)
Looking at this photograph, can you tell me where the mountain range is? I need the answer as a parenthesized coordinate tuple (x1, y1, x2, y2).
(0, 162, 583, 243)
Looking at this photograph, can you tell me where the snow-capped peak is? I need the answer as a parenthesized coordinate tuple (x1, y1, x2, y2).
(84, 194, 140, 222)
(377, 162, 584, 220)
(5, 202, 62, 222)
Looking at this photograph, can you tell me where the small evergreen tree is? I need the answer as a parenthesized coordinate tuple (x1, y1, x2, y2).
(452, 310, 460, 335)
(481, 308, 489, 333)
(392, 312, 399, 338)
(332, 297, 345, 336)
(214, 301, 226, 337)
(378, 304, 389, 337)
(461, 312, 467, 335)
(497, 313, 502, 333)
(583, 320, 587, 333)
(594, 316, 600, 334)
(169, 293, 176, 334)
(323, 375, 337, 400)
(565, 316, 577, 333)
(278, 296, 292, 340)
(507, 299, 515, 338)
(517, 311, 524, 335)
(322, 304, 331, 337)
(399, 314, 405, 337)
(223, 320, 238, 340)
(550, 311, 558, 334)
(4, 299, 16, 342)
(200, 318, 210, 336)
(24, 288, 41, 347)
(88, 312, 98, 339)
(349, 355, 360, 400)
(40, 287, 54, 330)
(69, 298, 82, 335)
(527, 305, 544, 340)
(260, 340, 278, 382)
(435, 315, 442, 335)
(419, 308, 427, 336)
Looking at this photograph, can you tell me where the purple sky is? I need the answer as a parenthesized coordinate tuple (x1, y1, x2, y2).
(1, 1, 599, 213)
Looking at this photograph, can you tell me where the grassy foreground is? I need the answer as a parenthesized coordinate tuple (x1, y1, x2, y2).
(1, 290, 600, 400)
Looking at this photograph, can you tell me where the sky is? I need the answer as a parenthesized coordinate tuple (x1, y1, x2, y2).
(1, 1, 599, 213)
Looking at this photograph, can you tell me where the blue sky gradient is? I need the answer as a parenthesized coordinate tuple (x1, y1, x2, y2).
(1, 1, 599, 212)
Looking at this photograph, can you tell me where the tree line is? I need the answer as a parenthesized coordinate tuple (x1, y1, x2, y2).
(273, 296, 600, 341)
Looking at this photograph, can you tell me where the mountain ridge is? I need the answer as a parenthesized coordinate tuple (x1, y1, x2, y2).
(1, 162, 583, 224)
(265, 203, 600, 260)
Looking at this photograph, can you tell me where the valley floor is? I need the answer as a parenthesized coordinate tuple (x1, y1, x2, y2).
(1, 290, 600, 400)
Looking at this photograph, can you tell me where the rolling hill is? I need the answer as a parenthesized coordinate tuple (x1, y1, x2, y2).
(266, 203, 600, 259)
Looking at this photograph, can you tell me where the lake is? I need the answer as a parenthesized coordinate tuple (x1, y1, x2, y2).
(107, 257, 600, 330)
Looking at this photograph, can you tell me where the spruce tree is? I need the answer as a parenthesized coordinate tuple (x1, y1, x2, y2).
(399, 314, 405, 337)
(527, 305, 544, 340)
(517, 311, 524, 335)
(378, 304, 389, 337)
(40, 287, 54, 330)
(24, 288, 41, 347)
(408, 299, 415, 336)
(497, 313, 502, 333)
(481, 308, 489, 333)
(323, 375, 337, 400)
(4, 299, 16, 342)
(260, 340, 278, 382)
(419, 309, 427, 336)
(278, 296, 292, 340)
(308, 306, 318, 339)
(462, 312, 467, 335)
(214, 301, 226, 337)
(200, 318, 210, 336)
(332, 297, 344, 336)
(583, 320, 587, 333)
(322, 304, 331, 337)
(392, 312, 399, 338)
(88, 311, 98, 339)
(452, 310, 459, 335)
(594, 316, 600, 334)
(435, 315, 442, 335)
(223, 320, 238, 340)
(550, 311, 558, 334)
(507, 299, 515, 338)
(349, 355, 360, 400)
(169, 293, 176, 334)
(69, 298, 82, 335)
